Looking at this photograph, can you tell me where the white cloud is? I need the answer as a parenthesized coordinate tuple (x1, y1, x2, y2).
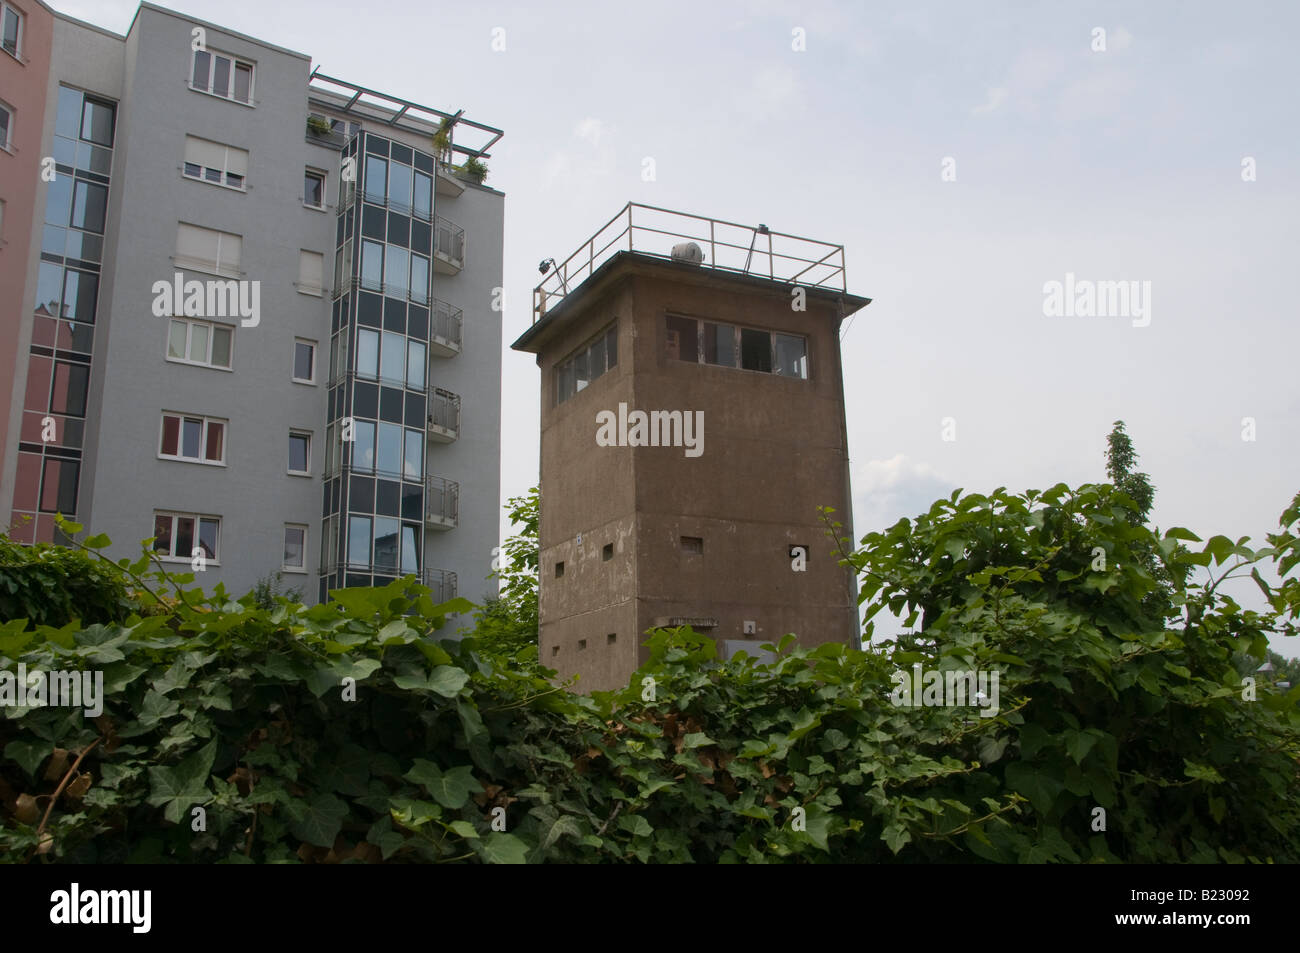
(972, 86, 1008, 115)
(575, 117, 605, 148)
(852, 455, 958, 535)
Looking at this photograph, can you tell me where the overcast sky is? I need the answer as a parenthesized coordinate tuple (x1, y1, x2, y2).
(58, 1, 1299, 655)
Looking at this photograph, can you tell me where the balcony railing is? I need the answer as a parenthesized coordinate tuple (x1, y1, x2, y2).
(430, 298, 463, 356)
(426, 476, 459, 530)
(422, 568, 458, 603)
(427, 388, 461, 442)
(332, 275, 431, 306)
(434, 217, 465, 273)
(532, 202, 849, 320)
(358, 189, 433, 223)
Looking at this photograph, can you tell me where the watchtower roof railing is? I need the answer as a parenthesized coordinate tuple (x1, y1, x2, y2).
(532, 203, 847, 321)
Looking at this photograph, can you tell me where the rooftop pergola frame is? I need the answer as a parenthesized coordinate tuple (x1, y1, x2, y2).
(306, 68, 504, 160)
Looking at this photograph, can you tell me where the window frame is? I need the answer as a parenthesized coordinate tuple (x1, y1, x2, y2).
(152, 511, 222, 564)
(165, 317, 234, 371)
(292, 338, 317, 384)
(664, 313, 810, 380)
(555, 322, 618, 406)
(182, 135, 247, 191)
(0, 99, 12, 152)
(158, 412, 227, 465)
(1, 3, 22, 61)
(303, 168, 326, 210)
(283, 523, 308, 573)
(190, 48, 255, 106)
(174, 222, 242, 279)
(287, 430, 312, 476)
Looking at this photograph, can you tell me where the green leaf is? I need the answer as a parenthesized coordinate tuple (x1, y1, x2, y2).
(291, 793, 349, 847)
(472, 832, 529, 864)
(146, 739, 217, 824)
(427, 666, 469, 697)
(882, 823, 911, 854)
(1005, 761, 1064, 814)
(448, 820, 480, 840)
(404, 760, 481, 809)
(1184, 761, 1225, 785)
(4, 739, 52, 779)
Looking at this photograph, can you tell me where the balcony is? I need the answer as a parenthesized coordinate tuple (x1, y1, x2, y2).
(422, 568, 458, 603)
(434, 217, 465, 274)
(426, 476, 459, 530)
(427, 388, 461, 442)
(430, 298, 463, 357)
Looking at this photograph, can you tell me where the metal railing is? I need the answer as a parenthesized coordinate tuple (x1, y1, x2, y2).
(332, 274, 431, 306)
(422, 568, 458, 603)
(426, 388, 461, 438)
(532, 202, 848, 320)
(435, 217, 465, 267)
(426, 476, 459, 526)
(431, 298, 463, 349)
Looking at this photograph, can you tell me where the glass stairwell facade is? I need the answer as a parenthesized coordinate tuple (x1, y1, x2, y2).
(319, 131, 459, 603)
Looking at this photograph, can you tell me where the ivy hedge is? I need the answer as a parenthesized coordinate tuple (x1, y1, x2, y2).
(1, 483, 1297, 863)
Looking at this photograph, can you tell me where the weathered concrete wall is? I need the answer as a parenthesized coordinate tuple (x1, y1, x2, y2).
(531, 255, 862, 692)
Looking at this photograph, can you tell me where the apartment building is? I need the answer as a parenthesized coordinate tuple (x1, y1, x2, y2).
(513, 205, 870, 691)
(0, 1, 504, 608)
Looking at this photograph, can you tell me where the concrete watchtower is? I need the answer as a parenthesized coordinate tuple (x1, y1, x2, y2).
(512, 204, 871, 691)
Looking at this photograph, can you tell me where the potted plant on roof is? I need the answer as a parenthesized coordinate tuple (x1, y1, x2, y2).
(307, 115, 332, 136)
(459, 156, 488, 184)
(432, 117, 454, 166)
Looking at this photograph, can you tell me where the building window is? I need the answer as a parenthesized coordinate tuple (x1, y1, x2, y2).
(740, 328, 772, 373)
(153, 512, 220, 562)
(304, 169, 325, 209)
(555, 323, 618, 405)
(0, 101, 11, 151)
(602, 543, 613, 561)
(665, 315, 698, 363)
(175, 222, 241, 278)
(39, 458, 79, 514)
(191, 49, 254, 105)
(183, 135, 247, 189)
(681, 536, 704, 554)
(773, 333, 808, 378)
(555, 561, 565, 578)
(347, 515, 371, 567)
(50, 361, 90, 417)
(578, 639, 587, 651)
(293, 339, 316, 383)
(409, 252, 430, 305)
(298, 250, 324, 296)
(2, 3, 22, 59)
(360, 240, 383, 291)
(607, 633, 617, 645)
(159, 413, 226, 464)
(703, 322, 735, 367)
(666, 315, 808, 380)
(364, 155, 387, 204)
(283, 524, 307, 571)
(288, 431, 311, 475)
(167, 318, 233, 369)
